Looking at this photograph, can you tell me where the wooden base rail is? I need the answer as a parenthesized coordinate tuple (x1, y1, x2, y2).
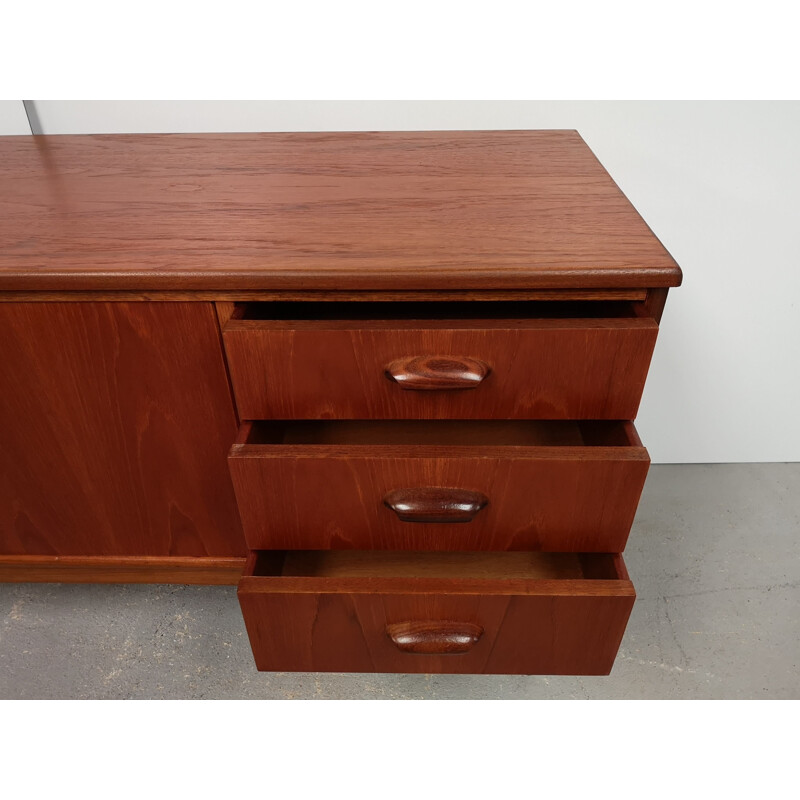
(0, 556, 246, 585)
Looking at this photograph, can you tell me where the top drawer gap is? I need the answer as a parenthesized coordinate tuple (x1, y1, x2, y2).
(232, 300, 640, 322)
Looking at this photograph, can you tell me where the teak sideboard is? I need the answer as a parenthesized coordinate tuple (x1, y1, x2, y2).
(0, 131, 681, 675)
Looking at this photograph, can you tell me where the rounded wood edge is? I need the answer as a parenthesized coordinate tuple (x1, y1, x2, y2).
(0, 289, 650, 302)
(0, 267, 684, 294)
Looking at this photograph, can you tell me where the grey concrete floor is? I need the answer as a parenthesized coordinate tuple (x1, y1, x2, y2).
(1, 464, 798, 699)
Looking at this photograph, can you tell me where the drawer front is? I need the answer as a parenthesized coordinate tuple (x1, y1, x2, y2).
(228, 421, 650, 552)
(237, 551, 635, 675)
(223, 315, 658, 420)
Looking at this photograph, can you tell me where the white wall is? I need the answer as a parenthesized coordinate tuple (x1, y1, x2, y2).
(0, 101, 31, 134)
(10, 101, 800, 464)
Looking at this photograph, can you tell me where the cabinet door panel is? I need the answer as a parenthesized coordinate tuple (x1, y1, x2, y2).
(0, 302, 244, 556)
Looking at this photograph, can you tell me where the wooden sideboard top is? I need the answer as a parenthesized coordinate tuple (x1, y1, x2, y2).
(0, 130, 682, 292)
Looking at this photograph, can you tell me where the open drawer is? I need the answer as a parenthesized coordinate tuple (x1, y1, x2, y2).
(238, 550, 635, 674)
(222, 300, 659, 419)
(228, 419, 650, 552)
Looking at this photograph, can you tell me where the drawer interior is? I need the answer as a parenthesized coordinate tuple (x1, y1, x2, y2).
(247, 550, 625, 581)
(238, 419, 640, 447)
(233, 300, 641, 322)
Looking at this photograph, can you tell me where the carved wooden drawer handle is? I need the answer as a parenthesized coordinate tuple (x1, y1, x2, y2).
(387, 621, 484, 654)
(385, 355, 490, 390)
(383, 488, 489, 523)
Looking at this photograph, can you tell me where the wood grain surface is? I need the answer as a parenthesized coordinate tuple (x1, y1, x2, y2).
(238, 551, 635, 674)
(0, 131, 682, 291)
(229, 421, 650, 552)
(0, 302, 245, 557)
(223, 310, 658, 420)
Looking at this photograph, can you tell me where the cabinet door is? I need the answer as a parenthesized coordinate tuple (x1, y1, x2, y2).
(0, 302, 244, 557)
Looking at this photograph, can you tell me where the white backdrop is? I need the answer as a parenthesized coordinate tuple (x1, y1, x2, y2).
(0, 101, 31, 134)
(3, 101, 799, 464)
